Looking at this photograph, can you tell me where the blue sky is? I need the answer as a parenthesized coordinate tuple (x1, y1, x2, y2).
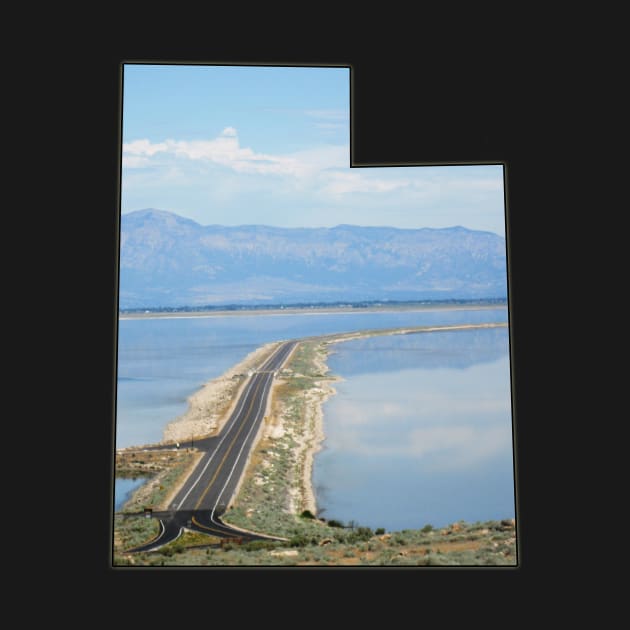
(121, 65, 506, 236)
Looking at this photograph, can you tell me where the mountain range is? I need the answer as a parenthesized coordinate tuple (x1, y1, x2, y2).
(118, 209, 507, 309)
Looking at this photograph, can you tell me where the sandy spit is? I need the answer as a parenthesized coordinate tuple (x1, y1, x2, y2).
(152, 321, 507, 521)
(119, 303, 505, 321)
(298, 348, 338, 516)
(161, 341, 282, 444)
(256, 340, 340, 517)
(271, 322, 509, 516)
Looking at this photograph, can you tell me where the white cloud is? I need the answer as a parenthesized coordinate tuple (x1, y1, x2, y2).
(170, 137, 244, 161)
(323, 171, 411, 194)
(123, 138, 168, 156)
(121, 129, 505, 233)
(122, 129, 308, 176)
(292, 145, 348, 171)
(122, 155, 151, 168)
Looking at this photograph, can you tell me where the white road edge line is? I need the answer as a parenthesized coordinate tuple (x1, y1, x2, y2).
(148, 521, 183, 551)
(210, 344, 293, 536)
(175, 342, 288, 509)
(140, 518, 166, 551)
(210, 373, 273, 524)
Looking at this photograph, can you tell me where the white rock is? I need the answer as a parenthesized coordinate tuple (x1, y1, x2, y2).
(269, 549, 299, 557)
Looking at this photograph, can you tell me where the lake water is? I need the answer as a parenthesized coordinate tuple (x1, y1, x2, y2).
(314, 326, 515, 531)
(114, 477, 147, 511)
(115, 306, 513, 529)
(116, 306, 507, 449)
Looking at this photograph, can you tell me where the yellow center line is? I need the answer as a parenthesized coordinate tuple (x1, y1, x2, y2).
(124, 345, 289, 549)
(193, 374, 268, 510)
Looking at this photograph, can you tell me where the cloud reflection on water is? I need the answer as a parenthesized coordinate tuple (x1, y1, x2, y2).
(315, 328, 515, 528)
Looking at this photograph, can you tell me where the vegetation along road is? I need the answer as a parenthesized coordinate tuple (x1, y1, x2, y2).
(124, 341, 296, 552)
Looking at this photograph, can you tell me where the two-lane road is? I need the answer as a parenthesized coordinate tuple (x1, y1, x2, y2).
(125, 340, 296, 553)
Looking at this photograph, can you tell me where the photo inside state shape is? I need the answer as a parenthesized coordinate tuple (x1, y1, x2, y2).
(112, 63, 518, 567)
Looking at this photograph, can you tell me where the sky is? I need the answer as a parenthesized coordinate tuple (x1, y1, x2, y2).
(121, 65, 506, 236)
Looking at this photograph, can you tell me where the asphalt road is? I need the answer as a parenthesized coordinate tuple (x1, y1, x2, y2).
(123, 340, 296, 553)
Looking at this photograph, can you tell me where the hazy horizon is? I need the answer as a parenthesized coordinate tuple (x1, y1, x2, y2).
(121, 65, 506, 237)
(122, 207, 504, 236)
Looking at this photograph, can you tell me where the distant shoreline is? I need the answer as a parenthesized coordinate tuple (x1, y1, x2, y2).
(119, 301, 507, 321)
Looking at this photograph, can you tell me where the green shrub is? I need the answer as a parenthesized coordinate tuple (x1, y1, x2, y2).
(425, 554, 443, 566)
(375, 528, 385, 535)
(300, 510, 315, 519)
(327, 519, 344, 528)
(421, 524, 434, 533)
(243, 540, 279, 552)
(288, 534, 310, 547)
(346, 527, 374, 544)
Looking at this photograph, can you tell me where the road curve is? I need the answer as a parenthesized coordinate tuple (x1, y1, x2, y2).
(124, 340, 296, 553)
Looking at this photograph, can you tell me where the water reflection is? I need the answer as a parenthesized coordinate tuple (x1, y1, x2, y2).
(315, 327, 515, 531)
(116, 307, 507, 448)
(327, 325, 509, 375)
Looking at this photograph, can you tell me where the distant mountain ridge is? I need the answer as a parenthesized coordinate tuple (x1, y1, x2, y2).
(119, 209, 507, 309)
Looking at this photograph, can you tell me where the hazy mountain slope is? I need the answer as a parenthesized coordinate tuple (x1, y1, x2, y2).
(119, 209, 507, 309)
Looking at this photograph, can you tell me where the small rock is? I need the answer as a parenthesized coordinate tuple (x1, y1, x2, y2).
(269, 549, 299, 557)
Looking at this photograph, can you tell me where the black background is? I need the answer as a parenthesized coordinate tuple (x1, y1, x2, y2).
(55, 27, 562, 603)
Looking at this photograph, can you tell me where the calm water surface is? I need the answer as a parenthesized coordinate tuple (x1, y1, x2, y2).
(313, 326, 515, 531)
(114, 307, 513, 530)
(114, 477, 147, 512)
(116, 307, 507, 449)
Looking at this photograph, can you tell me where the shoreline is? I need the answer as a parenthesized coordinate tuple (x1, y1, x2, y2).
(160, 341, 282, 444)
(119, 302, 506, 321)
(218, 321, 508, 523)
(285, 321, 508, 516)
(117, 321, 508, 522)
(297, 344, 337, 515)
